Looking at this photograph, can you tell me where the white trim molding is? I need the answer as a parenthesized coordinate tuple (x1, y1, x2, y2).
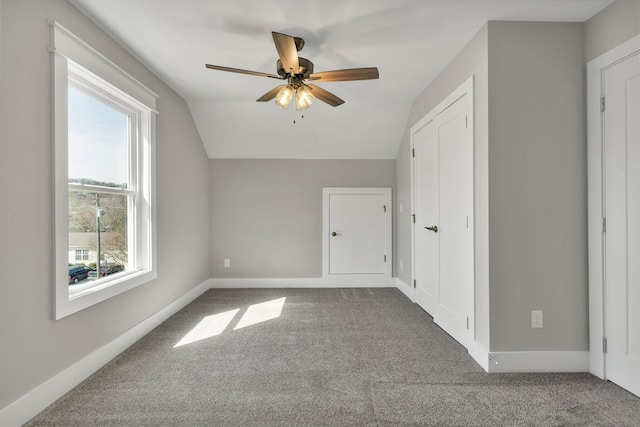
(587, 34, 640, 381)
(0, 280, 211, 427)
(485, 351, 590, 374)
(468, 342, 490, 372)
(395, 278, 414, 301)
(50, 21, 158, 109)
(322, 187, 393, 280)
(210, 277, 396, 289)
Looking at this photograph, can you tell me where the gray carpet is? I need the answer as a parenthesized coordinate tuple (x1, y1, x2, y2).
(26, 288, 640, 426)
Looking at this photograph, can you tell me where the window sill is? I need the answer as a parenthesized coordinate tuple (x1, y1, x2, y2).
(56, 269, 156, 320)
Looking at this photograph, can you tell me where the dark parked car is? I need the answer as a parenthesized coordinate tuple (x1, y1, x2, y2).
(88, 264, 124, 278)
(68, 265, 91, 284)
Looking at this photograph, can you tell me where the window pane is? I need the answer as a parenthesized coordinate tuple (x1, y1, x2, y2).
(68, 191, 130, 284)
(68, 86, 129, 189)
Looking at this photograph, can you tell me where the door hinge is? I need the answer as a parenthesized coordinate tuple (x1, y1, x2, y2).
(413, 279, 416, 288)
(412, 214, 416, 224)
(467, 317, 469, 330)
(602, 217, 606, 233)
(600, 96, 605, 112)
(412, 148, 415, 158)
(383, 205, 387, 213)
(465, 115, 468, 128)
(384, 254, 387, 262)
(603, 337, 607, 354)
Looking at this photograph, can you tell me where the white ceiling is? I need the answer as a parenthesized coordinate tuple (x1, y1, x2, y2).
(70, 0, 614, 159)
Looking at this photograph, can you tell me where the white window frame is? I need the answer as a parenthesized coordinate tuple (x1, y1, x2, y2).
(51, 22, 157, 320)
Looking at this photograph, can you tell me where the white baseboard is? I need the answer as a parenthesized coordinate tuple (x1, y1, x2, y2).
(0, 279, 211, 427)
(209, 276, 396, 288)
(395, 278, 414, 301)
(485, 351, 590, 373)
(468, 342, 490, 372)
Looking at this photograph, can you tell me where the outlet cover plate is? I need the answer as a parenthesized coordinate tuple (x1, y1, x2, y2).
(531, 310, 543, 328)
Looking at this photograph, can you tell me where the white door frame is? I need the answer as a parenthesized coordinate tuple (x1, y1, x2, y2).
(322, 187, 393, 285)
(410, 76, 474, 303)
(409, 76, 482, 348)
(587, 35, 640, 380)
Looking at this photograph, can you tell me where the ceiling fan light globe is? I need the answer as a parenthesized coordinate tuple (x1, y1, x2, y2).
(275, 85, 294, 109)
(295, 85, 315, 111)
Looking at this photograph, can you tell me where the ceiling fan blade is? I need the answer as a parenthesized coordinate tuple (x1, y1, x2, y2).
(307, 84, 345, 107)
(308, 67, 379, 82)
(257, 85, 286, 102)
(205, 64, 283, 80)
(272, 32, 300, 75)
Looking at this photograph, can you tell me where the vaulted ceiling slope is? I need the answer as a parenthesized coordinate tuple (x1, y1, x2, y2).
(69, 0, 614, 159)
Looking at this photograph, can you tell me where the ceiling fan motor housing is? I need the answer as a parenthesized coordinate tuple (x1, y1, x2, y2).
(277, 57, 314, 79)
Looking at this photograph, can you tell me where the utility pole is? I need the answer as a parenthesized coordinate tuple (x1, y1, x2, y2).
(96, 193, 101, 275)
(96, 194, 105, 276)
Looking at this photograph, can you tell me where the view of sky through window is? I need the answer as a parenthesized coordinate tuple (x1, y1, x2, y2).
(68, 86, 129, 187)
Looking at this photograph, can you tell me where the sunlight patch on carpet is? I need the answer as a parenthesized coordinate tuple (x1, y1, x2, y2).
(234, 297, 286, 330)
(174, 297, 287, 348)
(174, 308, 240, 348)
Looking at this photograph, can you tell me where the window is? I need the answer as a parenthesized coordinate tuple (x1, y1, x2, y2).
(52, 22, 157, 319)
(75, 250, 89, 261)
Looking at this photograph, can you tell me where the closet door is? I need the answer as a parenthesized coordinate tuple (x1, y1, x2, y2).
(433, 94, 474, 348)
(603, 51, 640, 397)
(322, 187, 392, 281)
(414, 120, 439, 315)
(412, 85, 474, 350)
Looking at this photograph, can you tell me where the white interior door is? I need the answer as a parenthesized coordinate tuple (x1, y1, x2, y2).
(323, 188, 392, 278)
(436, 95, 474, 348)
(603, 51, 640, 397)
(412, 85, 474, 349)
(414, 121, 439, 315)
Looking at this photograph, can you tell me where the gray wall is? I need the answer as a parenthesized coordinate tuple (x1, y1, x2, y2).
(0, 0, 211, 410)
(487, 22, 587, 351)
(585, 0, 640, 62)
(210, 159, 396, 278)
(395, 24, 490, 348)
(396, 21, 592, 353)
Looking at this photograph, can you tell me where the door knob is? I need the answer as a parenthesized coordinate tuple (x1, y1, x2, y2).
(331, 231, 341, 237)
(425, 225, 438, 233)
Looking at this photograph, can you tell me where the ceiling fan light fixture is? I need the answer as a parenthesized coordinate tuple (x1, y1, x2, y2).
(275, 85, 294, 109)
(206, 32, 379, 109)
(295, 85, 315, 111)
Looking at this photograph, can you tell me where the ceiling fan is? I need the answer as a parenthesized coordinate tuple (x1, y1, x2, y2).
(205, 31, 379, 110)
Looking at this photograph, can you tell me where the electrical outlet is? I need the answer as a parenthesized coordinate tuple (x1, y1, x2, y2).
(531, 310, 543, 328)
(224, 259, 230, 268)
